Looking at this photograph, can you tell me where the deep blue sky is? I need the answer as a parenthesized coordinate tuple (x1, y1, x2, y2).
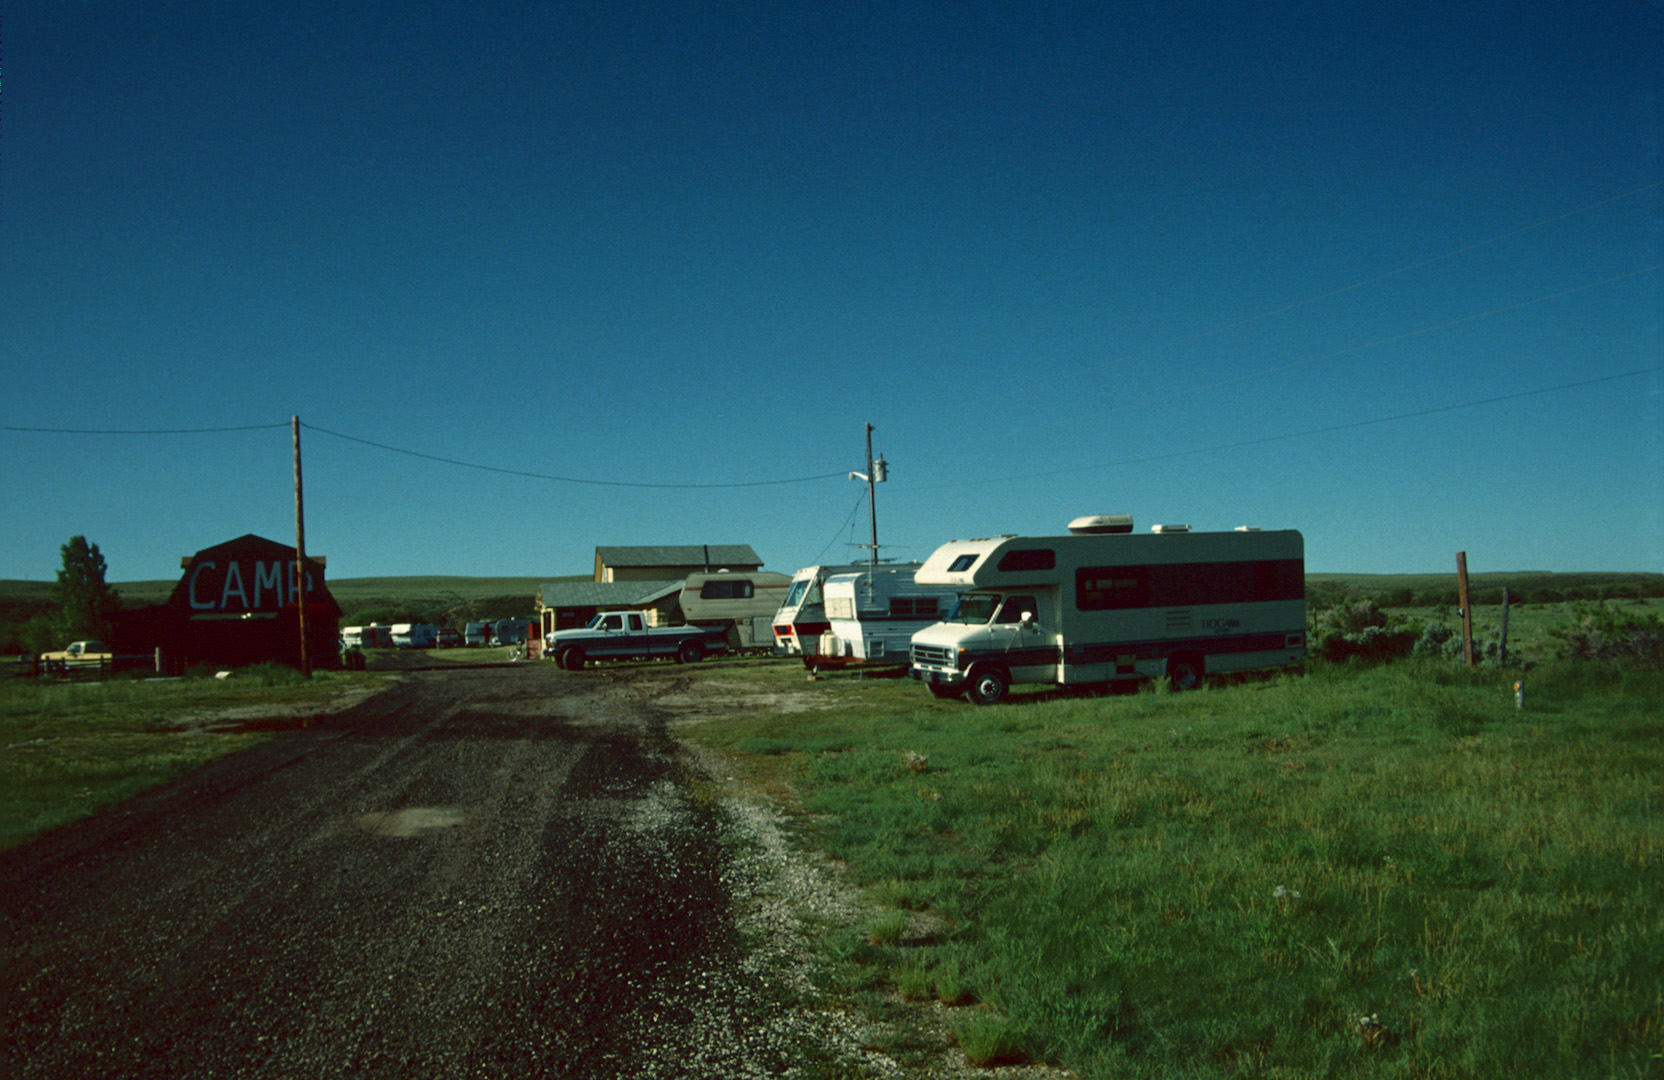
(3, 1, 1660, 583)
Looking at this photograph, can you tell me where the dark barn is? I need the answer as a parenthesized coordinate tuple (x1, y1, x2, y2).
(113, 534, 342, 671)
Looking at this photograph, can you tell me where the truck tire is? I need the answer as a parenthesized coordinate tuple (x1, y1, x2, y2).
(678, 640, 706, 664)
(964, 667, 1009, 706)
(560, 647, 586, 671)
(1167, 654, 1203, 691)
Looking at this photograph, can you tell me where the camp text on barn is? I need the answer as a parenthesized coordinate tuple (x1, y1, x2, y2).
(183, 557, 318, 615)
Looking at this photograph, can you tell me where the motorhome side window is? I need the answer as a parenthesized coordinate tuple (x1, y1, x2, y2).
(996, 549, 1055, 572)
(891, 597, 940, 618)
(1076, 560, 1304, 610)
(995, 595, 1039, 623)
(1077, 568, 1149, 610)
(700, 580, 754, 600)
(947, 554, 979, 573)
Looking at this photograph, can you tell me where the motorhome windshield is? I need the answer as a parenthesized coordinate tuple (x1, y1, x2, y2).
(946, 592, 1002, 624)
(784, 579, 811, 610)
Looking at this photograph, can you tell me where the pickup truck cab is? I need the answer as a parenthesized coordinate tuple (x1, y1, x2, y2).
(545, 612, 729, 670)
(39, 640, 113, 673)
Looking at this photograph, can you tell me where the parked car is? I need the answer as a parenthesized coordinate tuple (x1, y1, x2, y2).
(436, 627, 464, 648)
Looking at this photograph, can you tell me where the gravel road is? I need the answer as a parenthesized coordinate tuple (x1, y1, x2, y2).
(0, 665, 872, 1079)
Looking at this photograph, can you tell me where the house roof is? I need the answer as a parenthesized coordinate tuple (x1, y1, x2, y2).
(594, 545, 762, 568)
(537, 580, 684, 609)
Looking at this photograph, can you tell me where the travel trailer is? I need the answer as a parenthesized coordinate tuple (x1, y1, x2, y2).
(340, 625, 392, 648)
(389, 623, 439, 649)
(677, 570, 791, 651)
(812, 565, 960, 669)
(908, 515, 1306, 704)
(771, 563, 871, 656)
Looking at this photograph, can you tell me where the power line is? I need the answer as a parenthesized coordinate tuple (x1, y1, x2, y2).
(903, 366, 1664, 490)
(3, 422, 290, 434)
(301, 423, 850, 489)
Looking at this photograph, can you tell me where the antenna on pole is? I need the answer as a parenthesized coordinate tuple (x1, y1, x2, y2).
(848, 423, 887, 568)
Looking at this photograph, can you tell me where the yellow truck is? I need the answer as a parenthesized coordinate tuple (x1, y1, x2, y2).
(38, 640, 113, 674)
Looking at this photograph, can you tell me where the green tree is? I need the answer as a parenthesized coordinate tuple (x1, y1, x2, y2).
(49, 535, 121, 645)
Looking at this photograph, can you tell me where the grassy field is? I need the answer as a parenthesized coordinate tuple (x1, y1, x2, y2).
(679, 658, 1663, 1079)
(3, 571, 1659, 1076)
(0, 666, 388, 850)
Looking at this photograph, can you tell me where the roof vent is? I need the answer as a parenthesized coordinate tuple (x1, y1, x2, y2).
(1068, 514, 1134, 535)
(1150, 524, 1190, 534)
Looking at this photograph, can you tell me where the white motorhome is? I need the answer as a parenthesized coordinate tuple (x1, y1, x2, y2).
(814, 565, 960, 669)
(908, 515, 1306, 704)
(677, 570, 791, 651)
(771, 563, 871, 656)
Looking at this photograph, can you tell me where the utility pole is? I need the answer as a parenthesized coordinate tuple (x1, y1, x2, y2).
(293, 416, 311, 678)
(864, 423, 878, 569)
(849, 423, 888, 568)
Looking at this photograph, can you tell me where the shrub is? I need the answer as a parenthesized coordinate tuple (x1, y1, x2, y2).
(1309, 600, 1417, 663)
(1550, 602, 1664, 666)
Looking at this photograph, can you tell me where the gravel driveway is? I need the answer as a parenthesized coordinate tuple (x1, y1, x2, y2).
(0, 665, 871, 1078)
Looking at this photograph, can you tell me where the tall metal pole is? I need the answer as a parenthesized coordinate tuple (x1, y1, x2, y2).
(865, 423, 878, 569)
(293, 416, 311, 678)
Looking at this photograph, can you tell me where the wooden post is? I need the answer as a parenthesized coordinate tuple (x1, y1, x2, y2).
(1499, 588, 1511, 666)
(293, 417, 311, 678)
(1456, 551, 1475, 668)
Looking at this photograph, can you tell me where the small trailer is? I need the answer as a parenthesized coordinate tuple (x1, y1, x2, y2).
(389, 623, 439, 649)
(812, 565, 960, 670)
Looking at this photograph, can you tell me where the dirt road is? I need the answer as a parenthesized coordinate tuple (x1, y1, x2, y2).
(1, 665, 856, 1078)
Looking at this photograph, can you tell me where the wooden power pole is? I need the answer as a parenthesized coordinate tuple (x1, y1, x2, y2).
(293, 416, 311, 678)
(1456, 551, 1474, 668)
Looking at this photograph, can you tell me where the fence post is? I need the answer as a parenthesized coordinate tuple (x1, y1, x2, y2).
(1456, 551, 1475, 668)
(1499, 588, 1511, 666)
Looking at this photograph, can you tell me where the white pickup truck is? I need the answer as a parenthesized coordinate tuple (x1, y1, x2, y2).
(545, 612, 730, 670)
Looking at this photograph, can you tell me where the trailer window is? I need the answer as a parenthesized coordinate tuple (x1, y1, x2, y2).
(997, 549, 1055, 572)
(891, 597, 941, 618)
(1077, 568, 1149, 610)
(700, 579, 754, 600)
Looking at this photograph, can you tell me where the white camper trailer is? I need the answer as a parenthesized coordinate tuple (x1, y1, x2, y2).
(908, 515, 1306, 704)
(677, 570, 791, 651)
(771, 563, 871, 656)
(389, 623, 439, 649)
(814, 565, 960, 668)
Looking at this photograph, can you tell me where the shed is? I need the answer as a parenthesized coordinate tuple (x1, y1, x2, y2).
(537, 580, 684, 637)
(593, 545, 763, 582)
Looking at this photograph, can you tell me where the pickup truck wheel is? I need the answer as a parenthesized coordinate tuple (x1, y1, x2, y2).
(560, 647, 586, 671)
(678, 640, 706, 664)
(964, 667, 1009, 706)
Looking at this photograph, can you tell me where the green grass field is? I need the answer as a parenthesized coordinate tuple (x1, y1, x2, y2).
(0, 667, 388, 850)
(681, 658, 1663, 1079)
